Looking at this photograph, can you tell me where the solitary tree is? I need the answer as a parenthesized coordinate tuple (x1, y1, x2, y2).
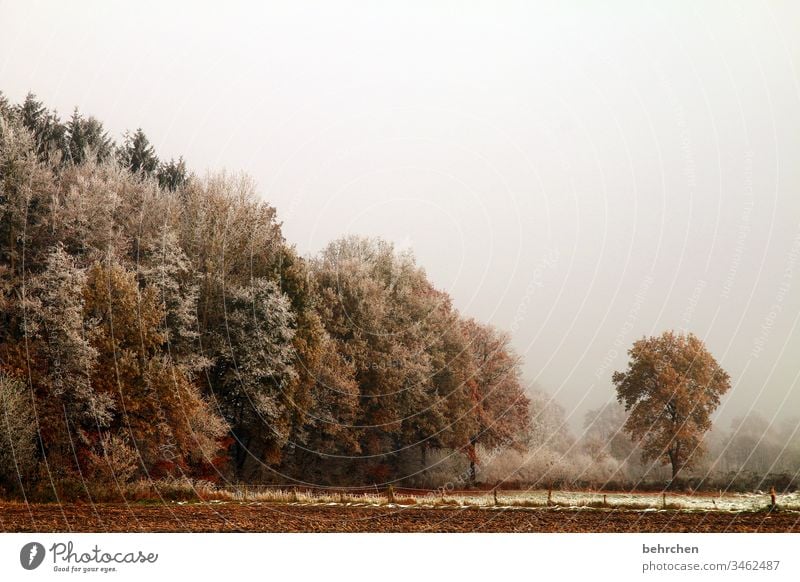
(612, 331, 730, 483)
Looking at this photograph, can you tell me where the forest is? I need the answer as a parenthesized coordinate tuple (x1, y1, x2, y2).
(0, 92, 798, 502)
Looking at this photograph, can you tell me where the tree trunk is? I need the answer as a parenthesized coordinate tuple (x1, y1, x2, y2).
(234, 432, 251, 475)
(467, 436, 478, 487)
(668, 447, 681, 485)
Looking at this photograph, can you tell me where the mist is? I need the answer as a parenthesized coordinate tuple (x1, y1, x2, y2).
(2, 0, 799, 434)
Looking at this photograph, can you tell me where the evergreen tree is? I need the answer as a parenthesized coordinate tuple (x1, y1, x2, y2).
(157, 157, 188, 191)
(118, 128, 159, 176)
(17, 92, 46, 133)
(0, 91, 12, 119)
(16, 93, 68, 162)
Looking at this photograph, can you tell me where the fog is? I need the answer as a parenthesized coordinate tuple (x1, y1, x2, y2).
(2, 0, 799, 431)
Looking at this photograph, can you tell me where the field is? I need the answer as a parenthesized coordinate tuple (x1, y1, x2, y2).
(2, 490, 799, 533)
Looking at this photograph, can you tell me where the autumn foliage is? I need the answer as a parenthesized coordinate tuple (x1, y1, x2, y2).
(613, 331, 731, 482)
(0, 93, 531, 498)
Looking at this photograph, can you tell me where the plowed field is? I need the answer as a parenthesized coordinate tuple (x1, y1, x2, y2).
(2, 502, 798, 532)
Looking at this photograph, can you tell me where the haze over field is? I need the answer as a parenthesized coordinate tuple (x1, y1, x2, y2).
(2, 0, 799, 432)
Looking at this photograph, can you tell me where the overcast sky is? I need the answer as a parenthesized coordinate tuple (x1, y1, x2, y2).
(2, 0, 799, 431)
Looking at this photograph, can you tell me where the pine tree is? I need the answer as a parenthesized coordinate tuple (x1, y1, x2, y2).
(118, 128, 159, 176)
(72, 114, 114, 163)
(0, 91, 12, 119)
(17, 92, 46, 133)
(157, 157, 188, 191)
(15, 93, 68, 162)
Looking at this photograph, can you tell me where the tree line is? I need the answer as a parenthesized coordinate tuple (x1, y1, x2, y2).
(1, 92, 792, 500)
(0, 93, 530, 499)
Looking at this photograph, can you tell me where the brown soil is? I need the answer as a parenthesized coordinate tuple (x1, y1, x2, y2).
(1, 502, 798, 532)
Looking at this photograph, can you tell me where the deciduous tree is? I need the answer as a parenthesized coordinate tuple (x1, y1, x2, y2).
(0, 373, 37, 495)
(613, 331, 730, 482)
(461, 319, 529, 485)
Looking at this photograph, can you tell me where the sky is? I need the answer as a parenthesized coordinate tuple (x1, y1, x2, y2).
(2, 0, 799, 431)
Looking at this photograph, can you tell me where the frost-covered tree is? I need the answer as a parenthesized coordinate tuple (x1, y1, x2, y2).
(16, 93, 68, 162)
(0, 113, 55, 276)
(719, 413, 785, 475)
(312, 237, 487, 483)
(313, 237, 438, 481)
(26, 245, 109, 420)
(177, 172, 284, 289)
(460, 319, 530, 485)
(137, 227, 205, 370)
(414, 289, 476, 457)
(51, 159, 128, 262)
(0, 92, 550, 494)
(209, 278, 296, 475)
(157, 157, 188, 191)
(83, 260, 226, 476)
(527, 389, 572, 453)
(0, 373, 37, 495)
(66, 108, 113, 164)
(270, 246, 361, 483)
(0, 92, 11, 119)
(581, 401, 636, 463)
(21, 245, 111, 488)
(118, 128, 159, 176)
(613, 331, 731, 482)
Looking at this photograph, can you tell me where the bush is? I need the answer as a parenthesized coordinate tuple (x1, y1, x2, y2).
(86, 434, 140, 501)
(0, 373, 37, 496)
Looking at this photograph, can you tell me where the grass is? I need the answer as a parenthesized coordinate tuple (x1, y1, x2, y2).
(14, 478, 794, 514)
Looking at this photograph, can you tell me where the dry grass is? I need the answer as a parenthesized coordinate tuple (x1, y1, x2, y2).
(40, 479, 792, 514)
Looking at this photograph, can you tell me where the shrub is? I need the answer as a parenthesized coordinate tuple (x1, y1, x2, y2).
(86, 434, 140, 500)
(0, 373, 37, 496)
